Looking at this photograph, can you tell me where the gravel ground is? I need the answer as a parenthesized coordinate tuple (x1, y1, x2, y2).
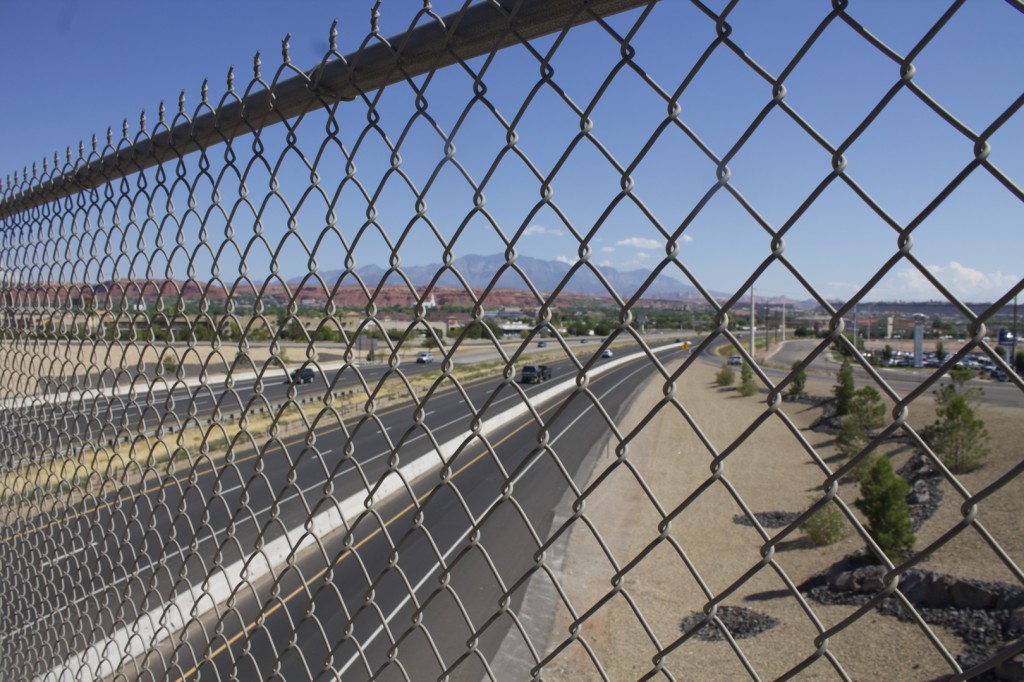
(540, 349, 1023, 681)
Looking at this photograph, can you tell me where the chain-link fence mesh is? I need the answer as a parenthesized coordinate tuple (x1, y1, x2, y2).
(2, 1, 1023, 679)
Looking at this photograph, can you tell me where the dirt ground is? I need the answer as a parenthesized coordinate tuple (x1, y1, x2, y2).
(541, 350, 1023, 680)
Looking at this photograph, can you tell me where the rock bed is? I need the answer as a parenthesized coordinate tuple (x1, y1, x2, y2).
(679, 606, 780, 641)
(801, 559, 1024, 680)
(733, 511, 802, 529)
(898, 452, 944, 531)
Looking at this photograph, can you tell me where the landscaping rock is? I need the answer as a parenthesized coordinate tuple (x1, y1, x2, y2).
(996, 654, 1024, 681)
(899, 453, 944, 531)
(679, 606, 779, 641)
(951, 580, 999, 610)
(732, 510, 801, 529)
(802, 558, 1024, 681)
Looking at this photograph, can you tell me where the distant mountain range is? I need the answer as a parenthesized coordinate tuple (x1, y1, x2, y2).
(291, 253, 723, 301)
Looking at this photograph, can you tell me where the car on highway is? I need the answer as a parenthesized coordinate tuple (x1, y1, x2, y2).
(520, 364, 552, 384)
(991, 368, 1010, 382)
(728, 355, 742, 366)
(601, 349, 613, 358)
(289, 367, 315, 384)
(416, 352, 435, 363)
(538, 340, 547, 348)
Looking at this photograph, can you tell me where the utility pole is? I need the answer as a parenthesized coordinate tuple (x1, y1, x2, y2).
(781, 302, 786, 343)
(1013, 294, 1019, 370)
(750, 285, 756, 357)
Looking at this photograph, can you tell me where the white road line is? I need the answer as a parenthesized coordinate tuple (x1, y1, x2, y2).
(38, 345, 679, 678)
(40, 542, 90, 569)
(335, 360, 651, 675)
(32, 403, 487, 641)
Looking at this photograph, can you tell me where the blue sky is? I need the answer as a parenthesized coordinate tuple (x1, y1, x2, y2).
(1, 0, 1022, 303)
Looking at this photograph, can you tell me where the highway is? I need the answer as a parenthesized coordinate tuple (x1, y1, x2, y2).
(161, 349, 673, 681)
(1, 339, 684, 680)
(12, 334, 1009, 679)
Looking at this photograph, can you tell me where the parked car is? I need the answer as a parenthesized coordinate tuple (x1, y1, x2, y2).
(728, 355, 742, 366)
(289, 367, 315, 384)
(416, 352, 435, 364)
(601, 349, 613, 358)
(520, 364, 550, 384)
(538, 340, 548, 348)
(990, 368, 1009, 382)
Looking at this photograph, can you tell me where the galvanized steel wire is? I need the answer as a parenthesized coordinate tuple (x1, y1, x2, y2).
(1, 1, 1022, 680)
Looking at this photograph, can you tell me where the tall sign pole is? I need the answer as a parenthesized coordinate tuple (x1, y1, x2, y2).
(750, 285, 756, 357)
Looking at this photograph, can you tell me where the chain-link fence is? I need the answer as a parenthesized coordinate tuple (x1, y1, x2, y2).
(2, 1, 1023, 679)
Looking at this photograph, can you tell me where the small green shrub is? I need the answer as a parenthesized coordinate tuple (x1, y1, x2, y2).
(836, 386, 886, 460)
(162, 355, 179, 374)
(834, 358, 855, 416)
(924, 367, 989, 473)
(855, 457, 915, 562)
(788, 361, 806, 397)
(801, 499, 847, 546)
(847, 453, 879, 485)
(738, 362, 757, 396)
(715, 364, 735, 387)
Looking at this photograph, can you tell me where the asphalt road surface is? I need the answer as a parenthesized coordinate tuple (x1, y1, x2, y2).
(2, 339, 685, 680)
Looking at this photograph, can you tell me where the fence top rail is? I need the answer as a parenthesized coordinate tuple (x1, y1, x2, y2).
(0, 0, 651, 220)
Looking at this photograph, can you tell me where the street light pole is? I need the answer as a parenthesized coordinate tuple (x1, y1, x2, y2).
(1013, 294, 1019, 370)
(750, 285, 756, 357)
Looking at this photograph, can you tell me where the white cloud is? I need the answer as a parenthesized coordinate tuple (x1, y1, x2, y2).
(827, 281, 859, 294)
(615, 237, 661, 249)
(874, 262, 1018, 301)
(524, 225, 564, 238)
(636, 251, 651, 260)
(601, 246, 615, 253)
(609, 259, 646, 270)
(555, 255, 575, 265)
(681, 234, 694, 243)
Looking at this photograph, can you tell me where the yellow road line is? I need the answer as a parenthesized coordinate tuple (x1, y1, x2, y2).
(176, 402, 550, 681)
(3, 373, 493, 544)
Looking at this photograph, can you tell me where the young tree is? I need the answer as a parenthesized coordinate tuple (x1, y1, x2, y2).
(715, 363, 735, 387)
(924, 366, 990, 473)
(314, 325, 340, 343)
(855, 457, 915, 562)
(738, 361, 757, 396)
(161, 354, 179, 375)
(788, 361, 807, 397)
(801, 498, 847, 546)
(935, 339, 946, 363)
(833, 357, 855, 416)
(836, 386, 886, 461)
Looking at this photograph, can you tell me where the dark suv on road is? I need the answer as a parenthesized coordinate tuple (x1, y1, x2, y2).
(520, 364, 552, 384)
(289, 367, 315, 384)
